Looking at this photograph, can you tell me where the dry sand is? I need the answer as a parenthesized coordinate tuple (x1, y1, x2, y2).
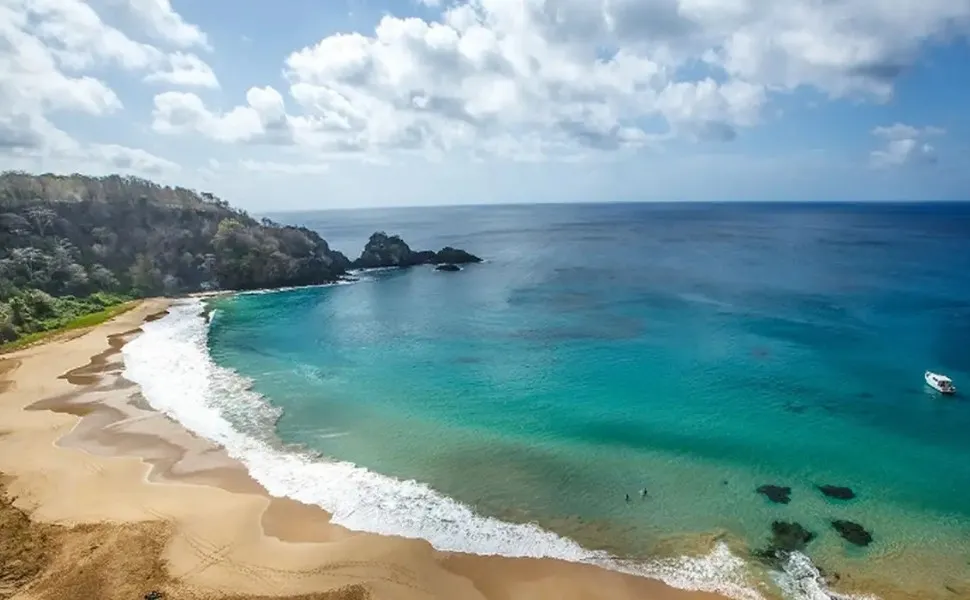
(0, 300, 730, 600)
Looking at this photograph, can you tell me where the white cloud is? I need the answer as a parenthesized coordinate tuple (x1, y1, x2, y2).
(0, 4, 123, 118)
(1, 134, 179, 176)
(239, 159, 330, 175)
(698, 1, 970, 99)
(1, 1, 123, 155)
(103, 0, 211, 50)
(150, 0, 970, 162)
(656, 78, 765, 140)
(3, 0, 968, 194)
(0, 0, 210, 176)
(153, 7, 759, 157)
(869, 123, 943, 168)
(86, 143, 180, 173)
(151, 87, 297, 144)
(21, 0, 216, 85)
(872, 123, 945, 141)
(144, 52, 219, 88)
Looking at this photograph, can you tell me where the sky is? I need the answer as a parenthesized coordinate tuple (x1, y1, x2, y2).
(1, 0, 969, 210)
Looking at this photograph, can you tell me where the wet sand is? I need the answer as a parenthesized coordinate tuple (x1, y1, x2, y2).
(0, 299, 728, 600)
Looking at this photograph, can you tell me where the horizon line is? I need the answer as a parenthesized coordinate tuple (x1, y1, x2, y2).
(262, 198, 970, 214)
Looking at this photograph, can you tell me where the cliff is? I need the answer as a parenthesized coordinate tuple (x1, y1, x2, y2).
(0, 172, 480, 346)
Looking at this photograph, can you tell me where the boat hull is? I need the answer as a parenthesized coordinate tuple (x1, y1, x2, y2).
(925, 372, 956, 394)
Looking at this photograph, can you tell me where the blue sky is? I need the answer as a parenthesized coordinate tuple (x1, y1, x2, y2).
(1, 0, 968, 210)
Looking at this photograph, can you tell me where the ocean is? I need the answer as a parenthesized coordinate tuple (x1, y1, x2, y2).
(122, 202, 970, 600)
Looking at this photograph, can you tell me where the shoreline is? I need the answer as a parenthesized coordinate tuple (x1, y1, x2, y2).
(0, 299, 730, 600)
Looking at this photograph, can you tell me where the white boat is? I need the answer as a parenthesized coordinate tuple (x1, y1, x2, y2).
(925, 371, 956, 395)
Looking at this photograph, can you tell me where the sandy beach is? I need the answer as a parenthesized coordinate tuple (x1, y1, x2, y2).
(0, 299, 729, 600)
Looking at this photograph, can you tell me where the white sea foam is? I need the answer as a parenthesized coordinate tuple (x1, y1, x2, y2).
(773, 552, 879, 600)
(604, 543, 763, 600)
(122, 298, 859, 600)
(123, 300, 597, 561)
(314, 431, 351, 440)
(235, 277, 364, 296)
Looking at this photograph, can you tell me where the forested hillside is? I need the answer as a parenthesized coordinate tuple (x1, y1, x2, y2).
(0, 172, 351, 345)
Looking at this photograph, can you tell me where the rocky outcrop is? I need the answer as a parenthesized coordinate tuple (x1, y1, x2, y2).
(431, 247, 480, 265)
(352, 232, 482, 270)
(435, 264, 461, 272)
(352, 232, 419, 269)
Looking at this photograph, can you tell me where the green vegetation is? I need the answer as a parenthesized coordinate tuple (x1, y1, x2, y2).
(0, 297, 138, 353)
(1, 171, 353, 347)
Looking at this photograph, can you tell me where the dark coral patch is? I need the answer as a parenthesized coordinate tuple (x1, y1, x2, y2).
(770, 521, 815, 551)
(831, 520, 873, 546)
(752, 521, 816, 566)
(817, 484, 856, 500)
(756, 484, 792, 504)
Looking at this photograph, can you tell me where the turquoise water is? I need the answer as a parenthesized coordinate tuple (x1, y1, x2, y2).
(187, 204, 970, 598)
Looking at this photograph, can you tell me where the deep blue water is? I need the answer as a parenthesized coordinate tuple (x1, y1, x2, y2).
(203, 203, 970, 598)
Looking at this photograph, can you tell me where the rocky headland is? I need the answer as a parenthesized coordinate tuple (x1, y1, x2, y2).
(1, 173, 482, 348)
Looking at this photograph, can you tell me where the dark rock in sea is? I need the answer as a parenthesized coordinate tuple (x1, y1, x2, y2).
(435, 264, 461, 272)
(817, 484, 856, 500)
(432, 246, 482, 265)
(831, 520, 873, 546)
(757, 484, 792, 504)
(352, 232, 481, 270)
(353, 232, 420, 269)
(752, 521, 816, 566)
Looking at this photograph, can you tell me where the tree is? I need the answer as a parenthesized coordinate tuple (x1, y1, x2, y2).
(129, 254, 162, 295)
(9, 247, 49, 285)
(0, 301, 15, 342)
(162, 274, 181, 296)
(25, 206, 55, 236)
(9, 289, 57, 329)
(1, 171, 350, 305)
(89, 264, 119, 290)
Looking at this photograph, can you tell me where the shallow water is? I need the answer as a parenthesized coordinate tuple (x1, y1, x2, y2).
(133, 203, 970, 599)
